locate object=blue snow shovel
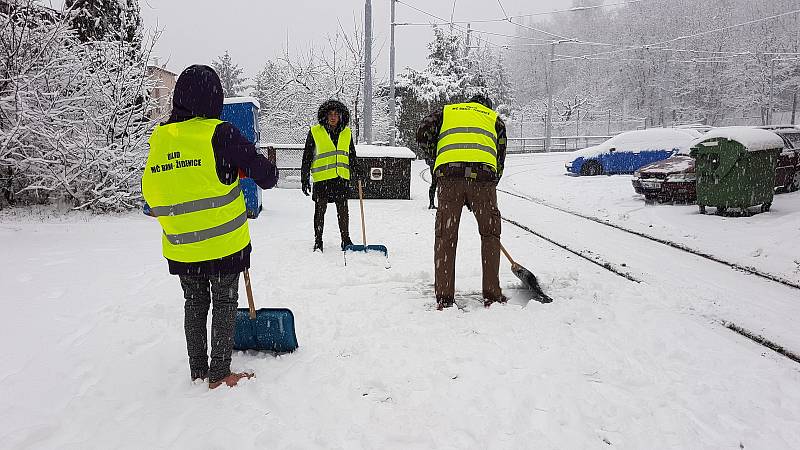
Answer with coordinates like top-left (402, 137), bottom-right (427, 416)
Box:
top-left (343, 179), bottom-right (388, 257)
top-left (233, 269), bottom-right (298, 353)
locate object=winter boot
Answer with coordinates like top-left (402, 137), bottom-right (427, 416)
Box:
top-left (313, 238), bottom-right (323, 253)
top-left (436, 297), bottom-right (454, 310)
top-left (208, 371), bottom-right (255, 389)
top-left (483, 294), bottom-right (508, 308)
top-left (341, 237), bottom-right (354, 251)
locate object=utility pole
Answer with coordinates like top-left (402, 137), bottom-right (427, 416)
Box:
top-left (465, 23), bottom-right (471, 57)
top-left (768, 58), bottom-right (775, 125)
top-left (388, 0), bottom-right (396, 146)
top-left (363, 0), bottom-right (373, 144)
top-left (792, 91), bottom-right (797, 125)
top-left (545, 42), bottom-right (555, 152)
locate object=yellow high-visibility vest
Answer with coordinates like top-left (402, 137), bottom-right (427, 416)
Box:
top-left (434, 102), bottom-right (498, 171)
top-left (142, 117), bottom-right (250, 263)
top-left (310, 125), bottom-right (351, 182)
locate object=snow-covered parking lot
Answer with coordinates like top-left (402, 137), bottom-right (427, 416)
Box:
top-left (2, 155), bottom-right (800, 449)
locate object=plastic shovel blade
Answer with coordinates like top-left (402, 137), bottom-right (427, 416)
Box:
top-left (512, 264), bottom-right (553, 304)
top-left (344, 244), bottom-right (388, 257)
top-left (233, 307), bottom-right (299, 353)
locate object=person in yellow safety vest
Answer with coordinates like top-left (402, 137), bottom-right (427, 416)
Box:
top-left (300, 99), bottom-right (362, 252)
top-left (141, 65), bottom-right (278, 389)
top-left (416, 94), bottom-right (508, 310)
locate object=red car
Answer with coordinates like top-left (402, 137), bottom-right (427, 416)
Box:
top-left (631, 153), bottom-right (696, 203)
top-left (762, 126), bottom-right (800, 192)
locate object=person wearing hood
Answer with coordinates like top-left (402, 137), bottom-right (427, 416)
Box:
top-left (141, 65), bottom-right (278, 389)
top-left (300, 99), bottom-right (359, 252)
top-left (416, 94), bottom-right (508, 310)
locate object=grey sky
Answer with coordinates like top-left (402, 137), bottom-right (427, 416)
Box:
top-left (135, 0), bottom-right (570, 79)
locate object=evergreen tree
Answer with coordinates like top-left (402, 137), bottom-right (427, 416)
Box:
top-left (395, 26), bottom-right (513, 152)
top-left (65, 0), bottom-right (141, 45)
top-left (212, 51), bottom-right (247, 97)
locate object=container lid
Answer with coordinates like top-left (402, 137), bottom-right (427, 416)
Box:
top-left (692, 127), bottom-right (784, 151)
top-left (223, 96), bottom-right (261, 110)
top-left (356, 144), bottom-right (416, 159)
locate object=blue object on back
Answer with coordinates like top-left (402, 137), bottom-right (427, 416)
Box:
top-left (234, 308), bottom-right (298, 353)
top-left (221, 101), bottom-right (260, 144)
top-left (221, 98), bottom-right (262, 218)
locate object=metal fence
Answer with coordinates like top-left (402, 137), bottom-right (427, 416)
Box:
top-left (506, 135), bottom-right (612, 154)
top-left (261, 143), bottom-right (304, 188)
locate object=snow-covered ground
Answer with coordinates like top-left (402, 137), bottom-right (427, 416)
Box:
top-left (503, 152), bottom-right (800, 286)
top-left (2, 157), bottom-right (800, 449)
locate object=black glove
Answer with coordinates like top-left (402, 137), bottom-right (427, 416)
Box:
top-left (302, 179), bottom-right (311, 196)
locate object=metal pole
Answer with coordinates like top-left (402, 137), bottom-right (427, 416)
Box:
top-left (768, 58), bottom-right (775, 125)
top-left (388, 0), bottom-right (396, 146)
top-left (607, 109), bottom-right (611, 135)
top-left (465, 23), bottom-right (471, 57)
top-left (363, 0), bottom-right (373, 144)
top-left (545, 42), bottom-right (555, 152)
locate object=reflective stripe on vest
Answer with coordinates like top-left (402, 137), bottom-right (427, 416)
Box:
top-left (434, 103), bottom-right (498, 172)
top-left (310, 125), bottom-right (351, 182)
top-left (142, 117), bottom-right (250, 263)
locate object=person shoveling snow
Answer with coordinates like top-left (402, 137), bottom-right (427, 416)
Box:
top-left (141, 64), bottom-right (279, 389)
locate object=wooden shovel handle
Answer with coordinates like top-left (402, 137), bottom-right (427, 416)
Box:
top-left (499, 242), bottom-right (516, 266)
top-left (244, 268), bottom-right (256, 320)
top-left (358, 179), bottom-right (367, 246)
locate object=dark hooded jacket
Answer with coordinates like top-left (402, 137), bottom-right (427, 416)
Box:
top-left (155, 64), bottom-right (279, 275)
top-left (300, 100), bottom-right (359, 203)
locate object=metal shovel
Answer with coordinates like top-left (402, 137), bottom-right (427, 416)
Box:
top-left (499, 243), bottom-right (553, 304)
top-left (233, 269), bottom-right (299, 353)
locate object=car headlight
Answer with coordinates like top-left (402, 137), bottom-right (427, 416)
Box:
top-left (666, 173), bottom-right (696, 182)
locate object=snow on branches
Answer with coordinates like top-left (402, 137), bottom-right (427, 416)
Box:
top-left (1, 0), bottom-right (158, 211)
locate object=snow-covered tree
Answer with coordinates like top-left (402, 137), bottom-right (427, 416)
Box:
top-left (395, 26), bottom-right (513, 153)
top-left (212, 51), bottom-right (247, 97)
top-left (1, 0), bottom-right (158, 210)
top-left (64, 0), bottom-right (141, 45)
top-left (251, 18), bottom-right (390, 145)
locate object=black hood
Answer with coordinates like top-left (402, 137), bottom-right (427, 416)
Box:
top-left (317, 99), bottom-right (350, 130)
top-left (167, 65), bottom-right (224, 123)
top-left (469, 93), bottom-right (494, 109)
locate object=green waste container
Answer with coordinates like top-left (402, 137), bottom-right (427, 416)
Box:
top-left (690, 127), bottom-right (782, 215)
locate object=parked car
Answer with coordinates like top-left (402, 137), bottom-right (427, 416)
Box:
top-left (632, 126), bottom-right (800, 203)
top-left (631, 150), bottom-right (696, 203)
top-left (565, 128), bottom-right (700, 176)
top-left (758, 125), bottom-right (800, 192)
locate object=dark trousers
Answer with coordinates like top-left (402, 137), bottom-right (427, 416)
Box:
top-left (314, 199), bottom-right (351, 242)
top-left (428, 166), bottom-right (438, 207)
top-left (178, 273), bottom-right (240, 383)
top-left (434, 178), bottom-right (502, 301)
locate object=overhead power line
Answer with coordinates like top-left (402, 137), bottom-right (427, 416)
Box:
top-left (395, 0), bottom-right (504, 49)
top-left (407, 0), bottom-right (645, 25)
top-left (572, 8), bottom-right (800, 60)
